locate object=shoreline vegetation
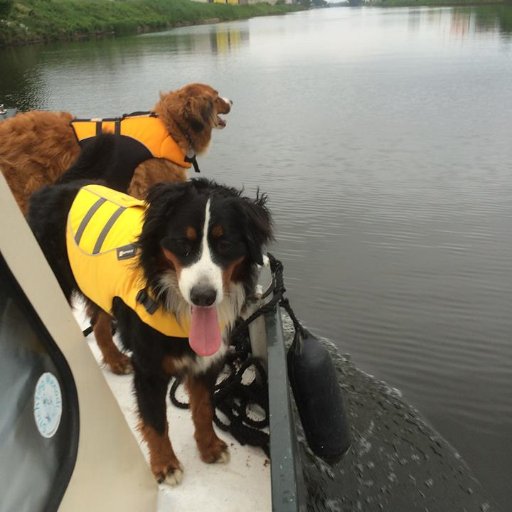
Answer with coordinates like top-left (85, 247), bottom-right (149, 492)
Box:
top-left (0, 0), bottom-right (305, 47)
top-left (0, 0), bottom-right (510, 48)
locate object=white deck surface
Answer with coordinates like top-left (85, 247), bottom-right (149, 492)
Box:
top-left (73, 305), bottom-right (271, 512)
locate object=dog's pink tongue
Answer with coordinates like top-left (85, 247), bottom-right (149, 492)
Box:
top-left (189, 306), bottom-right (222, 357)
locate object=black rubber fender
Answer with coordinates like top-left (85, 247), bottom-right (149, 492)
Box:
top-left (287, 328), bottom-right (351, 464)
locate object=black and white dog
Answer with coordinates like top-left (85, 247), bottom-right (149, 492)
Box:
top-left (28, 178), bottom-right (273, 484)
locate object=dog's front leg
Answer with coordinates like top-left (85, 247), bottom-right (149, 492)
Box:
top-left (92, 311), bottom-right (132, 375)
top-left (134, 368), bottom-right (183, 485)
top-left (186, 372), bottom-right (229, 464)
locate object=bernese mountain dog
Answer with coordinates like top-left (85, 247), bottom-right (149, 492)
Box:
top-left (28, 178), bottom-right (273, 484)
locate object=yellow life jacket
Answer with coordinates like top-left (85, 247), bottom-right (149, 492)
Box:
top-left (66, 184), bottom-right (189, 338)
top-left (70, 113), bottom-right (192, 169)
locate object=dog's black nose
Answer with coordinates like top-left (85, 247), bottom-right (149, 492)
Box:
top-left (190, 285), bottom-right (217, 307)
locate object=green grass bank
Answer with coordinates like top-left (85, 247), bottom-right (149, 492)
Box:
top-left (0, 0), bottom-right (304, 47)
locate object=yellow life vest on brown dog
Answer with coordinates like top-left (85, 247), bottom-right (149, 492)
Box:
top-left (66, 184), bottom-right (189, 338)
top-left (71, 113), bottom-right (193, 169)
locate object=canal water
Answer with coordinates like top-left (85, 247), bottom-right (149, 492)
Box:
top-left (1, 5), bottom-right (511, 508)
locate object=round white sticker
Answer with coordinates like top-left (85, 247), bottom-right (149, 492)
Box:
top-left (34, 372), bottom-right (63, 438)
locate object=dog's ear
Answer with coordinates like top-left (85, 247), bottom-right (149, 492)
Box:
top-left (184, 95), bottom-right (214, 133)
top-left (236, 192), bottom-right (274, 265)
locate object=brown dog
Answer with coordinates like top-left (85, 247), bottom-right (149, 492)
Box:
top-left (0, 83), bottom-right (232, 214)
top-left (1, 83), bottom-right (232, 374)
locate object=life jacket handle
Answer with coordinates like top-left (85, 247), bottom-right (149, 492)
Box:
top-left (121, 111), bottom-right (157, 119)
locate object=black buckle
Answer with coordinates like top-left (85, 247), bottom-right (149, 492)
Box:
top-left (136, 289), bottom-right (158, 314)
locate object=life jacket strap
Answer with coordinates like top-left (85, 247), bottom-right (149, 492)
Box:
top-left (136, 288), bottom-right (159, 315)
top-left (185, 154), bottom-right (201, 173)
top-left (93, 119), bottom-right (121, 136)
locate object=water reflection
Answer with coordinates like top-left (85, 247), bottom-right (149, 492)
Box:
top-left (402, 6), bottom-right (512, 41)
top-left (139, 22), bottom-right (249, 54)
top-left (447, 6), bottom-right (512, 38)
top-left (471, 5), bottom-right (512, 35)
top-left (0, 46), bottom-right (46, 111)
top-left (210, 26), bottom-right (246, 53)
top-left (450, 9), bottom-right (472, 38)
top-left (0, 22), bottom-right (249, 112)
top-left (441, 5), bottom-right (512, 38)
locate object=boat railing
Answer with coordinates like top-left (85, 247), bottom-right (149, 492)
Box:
top-left (265, 305), bottom-right (307, 511)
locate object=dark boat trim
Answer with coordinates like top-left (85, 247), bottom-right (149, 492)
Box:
top-left (266, 306), bottom-right (306, 512)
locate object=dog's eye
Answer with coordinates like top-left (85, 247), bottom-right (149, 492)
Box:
top-left (172, 238), bottom-right (193, 257)
top-left (216, 239), bottom-right (233, 255)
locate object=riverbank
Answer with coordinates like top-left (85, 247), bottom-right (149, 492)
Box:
top-left (0, 0), bottom-right (304, 47)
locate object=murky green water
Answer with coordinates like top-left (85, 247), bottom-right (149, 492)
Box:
top-left (1, 5), bottom-right (511, 508)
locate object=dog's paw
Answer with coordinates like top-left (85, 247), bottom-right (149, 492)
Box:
top-left (214, 447), bottom-right (230, 464)
top-left (199, 437), bottom-right (230, 464)
top-left (154, 462), bottom-right (184, 486)
top-left (105, 353), bottom-right (133, 375)
top-left (161, 467), bottom-right (184, 487)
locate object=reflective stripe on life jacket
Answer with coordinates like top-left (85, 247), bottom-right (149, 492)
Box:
top-left (66, 184), bottom-right (189, 338)
top-left (70, 113), bottom-right (192, 169)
